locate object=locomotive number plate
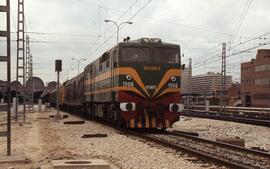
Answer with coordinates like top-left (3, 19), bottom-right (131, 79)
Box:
top-left (168, 83), bottom-right (178, 88)
top-left (144, 66), bottom-right (160, 71)
top-left (123, 81), bottom-right (134, 87)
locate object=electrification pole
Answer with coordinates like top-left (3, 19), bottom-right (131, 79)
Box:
top-left (72, 57), bottom-right (86, 75)
top-left (26, 35), bottom-right (33, 81)
top-left (220, 43), bottom-right (226, 113)
top-left (25, 35), bottom-right (34, 112)
top-left (16, 0), bottom-right (26, 120)
top-left (0, 0), bottom-right (12, 155)
top-left (16, 0), bottom-right (25, 85)
top-left (187, 58), bottom-right (192, 108)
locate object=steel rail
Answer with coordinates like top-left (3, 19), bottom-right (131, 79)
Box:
top-left (126, 129), bottom-right (270, 169)
top-left (185, 106), bottom-right (270, 118)
top-left (168, 131), bottom-right (270, 158)
top-left (61, 110), bottom-right (270, 168)
top-left (181, 111), bottom-right (270, 127)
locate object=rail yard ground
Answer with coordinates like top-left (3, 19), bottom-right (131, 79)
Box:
top-left (0, 107), bottom-right (269, 169)
top-left (0, 107), bottom-right (219, 169)
top-left (172, 117), bottom-right (270, 151)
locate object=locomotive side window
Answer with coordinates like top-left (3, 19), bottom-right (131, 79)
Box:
top-left (153, 48), bottom-right (179, 64)
top-left (99, 64), bottom-right (103, 72)
top-left (99, 52), bottom-right (110, 71)
top-left (122, 47), bottom-right (150, 62)
top-left (113, 49), bottom-right (118, 67)
top-left (106, 60), bottom-right (110, 68)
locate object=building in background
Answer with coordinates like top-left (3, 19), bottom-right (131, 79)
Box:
top-left (181, 67), bottom-right (192, 96)
top-left (191, 72), bottom-right (232, 105)
top-left (227, 83), bottom-right (241, 106)
top-left (241, 49), bottom-right (270, 107)
top-left (181, 70), bottom-right (232, 105)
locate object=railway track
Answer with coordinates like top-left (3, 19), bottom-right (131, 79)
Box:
top-left (185, 106), bottom-right (270, 120)
top-left (63, 110), bottom-right (270, 169)
top-left (127, 129), bottom-right (270, 169)
top-left (181, 110), bottom-right (270, 127)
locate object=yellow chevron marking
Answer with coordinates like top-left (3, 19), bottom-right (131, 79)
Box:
top-left (84, 68), bottom-right (120, 85)
top-left (84, 67), bottom-right (181, 99)
top-left (84, 86), bottom-right (146, 99)
top-left (155, 88), bottom-right (180, 99)
top-left (153, 69), bottom-right (181, 98)
top-left (130, 119), bottom-right (135, 128)
top-left (84, 67), bottom-right (149, 99)
top-left (138, 120), bottom-right (142, 128)
top-left (118, 67), bottom-right (151, 98)
top-left (115, 86), bottom-right (146, 99)
top-left (151, 117), bottom-right (156, 128)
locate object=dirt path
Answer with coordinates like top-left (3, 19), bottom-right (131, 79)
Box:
top-left (0, 111), bottom-right (71, 168)
top-left (24, 113), bottom-right (43, 162)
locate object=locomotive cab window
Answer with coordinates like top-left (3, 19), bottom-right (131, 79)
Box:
top-left (122, 47), bottom-right (150, 62)
top-left (153, 48), bottom-right (180, 64)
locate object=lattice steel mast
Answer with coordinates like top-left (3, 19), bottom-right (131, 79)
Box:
top-left (16, 0), bottom-right (27, 119)
top-left (25, 35), bottom-right (33, 81)
top-left (220, 43), bottom-right (226, 113)
top-left (0, 0), bottom-right (12, 155)
top-left (25, 35), bottom-right (34, 112)
top-left (16, 0), bottom-right (25, 85)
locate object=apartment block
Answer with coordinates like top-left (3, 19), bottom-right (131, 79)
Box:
top-left (191, 72), bottom-right (232, 96)
top-left (181, 71), bottom-right (232, 105)
top-left (241, 49), bottom-right (270, 107)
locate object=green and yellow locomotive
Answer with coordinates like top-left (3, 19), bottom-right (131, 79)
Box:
top-left (58, 38), bottom-right (184, 129)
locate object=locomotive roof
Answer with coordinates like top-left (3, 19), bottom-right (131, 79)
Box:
top-left (66, 72), bottom-right (84, 84)
top-left (84, 37), bottom-right (180, 73)
top-left (119, 38), bottom-right (180, 48)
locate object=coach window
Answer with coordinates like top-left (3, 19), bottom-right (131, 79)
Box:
top-left (153, 48), bottom-right (179, 64)
top-left (122, 47), bottom-right (150, 62)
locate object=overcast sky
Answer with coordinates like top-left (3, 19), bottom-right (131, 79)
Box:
top-left (1, 0), bottom-right (270, 84)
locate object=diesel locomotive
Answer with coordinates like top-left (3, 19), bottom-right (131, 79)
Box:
top-left (52, 38), bottom-right (184, 129)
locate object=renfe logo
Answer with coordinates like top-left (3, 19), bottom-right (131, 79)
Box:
top-left (146, 85), bottom-right (157, 90)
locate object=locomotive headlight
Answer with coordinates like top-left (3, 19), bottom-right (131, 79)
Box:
top-left (171, 76), bottom-right (176, 82)
top-left (120, 102), bottom-right (136, 111)
top-left (169, 103), bottom-right (184, 112)
top-left (171, 104), bottom-right (178, 112)
top-left (126, 103), bottom-right (133, 111)
top-left (126, 75), bottom-right (132, 81)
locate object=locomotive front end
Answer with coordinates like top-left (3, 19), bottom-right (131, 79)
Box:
top-left (117, 38), bottom-right (183, 129)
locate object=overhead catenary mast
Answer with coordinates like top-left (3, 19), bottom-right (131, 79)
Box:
top-left (220, 43), bottom-right (226, 113)
top-left (16, 0), bottom-right (25, 85)
top-left (26, 35), bottom-right (33, 81)
top-left (25, 35), bottom-right (34, 112)
top-left (0, 0), bottom-right (12, 156)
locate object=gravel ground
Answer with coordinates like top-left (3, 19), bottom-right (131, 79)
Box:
top-left (172, 116), bottom-right (270, 151)
top-left (56, 113), bottom-right (220, 169)
top-left (0, 108), bottom-right (223, 169)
